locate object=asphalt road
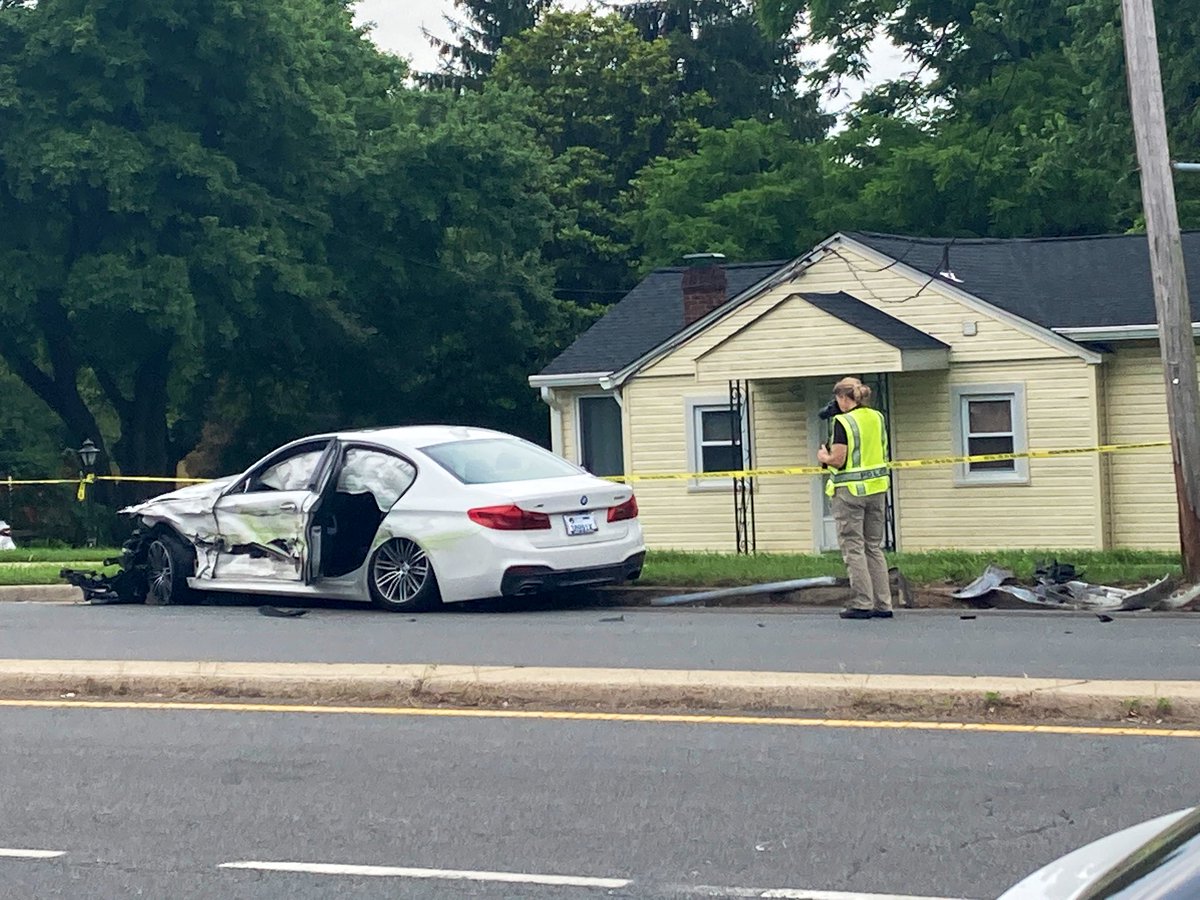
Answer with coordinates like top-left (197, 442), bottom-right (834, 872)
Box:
top-left (1, 601), bottom-right (1198, 678)
top-left (1, 702), bottom-right (1193, 899)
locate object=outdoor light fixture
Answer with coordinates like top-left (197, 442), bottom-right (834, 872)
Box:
top-left (76, 438), bottom-right (99, 471)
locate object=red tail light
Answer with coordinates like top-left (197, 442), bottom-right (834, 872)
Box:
top-left (468, 504), bottom-right (551, 530)
top-left (607, 495), bottom-right (638, 522)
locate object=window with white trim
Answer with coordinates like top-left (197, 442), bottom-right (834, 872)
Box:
top-left (951, 384), bottom-right (1028, 484)
top-left (686, 398), bottom-right (749, 489)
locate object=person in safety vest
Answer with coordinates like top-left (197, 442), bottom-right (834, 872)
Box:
top-left (816, 377), bottom-right (893, 620)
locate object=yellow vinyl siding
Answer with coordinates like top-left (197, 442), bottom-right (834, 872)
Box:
top-left (624, 376), bottom-right (815, 552)
top-left (624, 376), bottom-right (738, 550)
top-left (697, 295), bottom-right (901, 380)
top-left (1104, 342), bottom-right (1193, 549)
top-left (891, 360), bottom-right (1103, 550)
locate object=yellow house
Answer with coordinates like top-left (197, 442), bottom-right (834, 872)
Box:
top-left (528, 232), bottom-right (1200, 552)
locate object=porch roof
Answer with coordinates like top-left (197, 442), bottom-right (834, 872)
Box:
top-left (695, 291), bottom-right (949, 380)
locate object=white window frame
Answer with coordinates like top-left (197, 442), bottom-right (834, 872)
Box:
top-left (951, 383), bottom-right (1029, 485)
top-left (574, 393), bottom-right (625, 477)
top-left (685, 396), bottom-right (750, 492)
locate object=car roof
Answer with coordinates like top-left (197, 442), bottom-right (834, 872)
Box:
top-left (323, 425), bottom-right (517, 453)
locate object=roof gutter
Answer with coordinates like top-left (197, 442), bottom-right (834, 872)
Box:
top-left (1054, 324), bottom-right (1200, 341)
top-left (527, 371), bottom-right (611, 388)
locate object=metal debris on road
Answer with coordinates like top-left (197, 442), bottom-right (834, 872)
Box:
top-left (257, 606), bottom-right (308, 618)
top-left (650, 576), bottom-right (842, 607)
top-left (953, 561), bottom-right (1198, 612)
top-left (952, 565), bottom-right (1014, 601)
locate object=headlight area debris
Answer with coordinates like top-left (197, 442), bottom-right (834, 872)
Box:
top-left (952, 559), bottom-right (1200, 611)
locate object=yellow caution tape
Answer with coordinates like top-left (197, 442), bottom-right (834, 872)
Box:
top-left (608, 440), bottom-right (1173, 484)
top-left (0, 440), bottom-right (1175, 494)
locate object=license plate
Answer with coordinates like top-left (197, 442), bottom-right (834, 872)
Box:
top-left (563, 513), bottom-right (597, 536)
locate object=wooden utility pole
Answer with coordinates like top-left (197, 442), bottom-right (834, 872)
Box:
top-left (1121, 0), bottom-right (1200, 581)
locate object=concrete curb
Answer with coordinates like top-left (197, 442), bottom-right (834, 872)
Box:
top-left (1, 660), bottom-right (1198, 722)
top-left (0, 585), bottom-right (82, 603)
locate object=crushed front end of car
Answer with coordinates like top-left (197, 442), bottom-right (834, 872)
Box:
top-left (60, 527), bottom-right (155, 604)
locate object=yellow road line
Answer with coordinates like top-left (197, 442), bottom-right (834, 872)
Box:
top-left (0, 697), bottom-right (1196, 738)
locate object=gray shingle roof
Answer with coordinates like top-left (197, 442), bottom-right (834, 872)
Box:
top-left (538, 261), bottom-right (785, 376)
top-left (848, 231), bottom-right (1200, 329)
top-left (539, 231), bottom-right (1200, 378)
top-left (800, 292), bottom-right (950, 350)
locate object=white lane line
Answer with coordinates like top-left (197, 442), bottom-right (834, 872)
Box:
top-left (665, 886), bottom-right (969, 900)
top-left (0, 848), bottom-right (65, 859)
top-left (217, 861), bottom-right (967, 899)
top-left (218, 861), bottom-right (630, 889)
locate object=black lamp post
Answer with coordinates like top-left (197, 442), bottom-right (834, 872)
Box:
top-left (75, 439), bottom-right (100, 547)
top-left (77, 439), bottom-right (99, 472)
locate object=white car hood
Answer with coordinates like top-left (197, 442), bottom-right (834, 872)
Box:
top-left (121, 476), bottom-right (237, 516)
top-left (997, 808), bottom-right (1194, 899)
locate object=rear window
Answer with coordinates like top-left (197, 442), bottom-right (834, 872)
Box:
top-left (421, 439), bottom-right (581, 484)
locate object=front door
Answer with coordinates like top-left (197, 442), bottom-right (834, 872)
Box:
top-left (211, 440), bottom-right (336, 582)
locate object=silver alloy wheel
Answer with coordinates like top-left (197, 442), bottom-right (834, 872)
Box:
top-left (147, 540), bottom-right (173, 604)
top-left (371, 538), bottom-right (430, 605)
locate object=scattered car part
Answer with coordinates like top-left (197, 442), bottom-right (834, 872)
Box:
top-left (955, 560), bottom-right (1188, 612)
top-left (651, 576), bottom-right (842, 607)
top-left (952, 564), bottom-right (1015, 600)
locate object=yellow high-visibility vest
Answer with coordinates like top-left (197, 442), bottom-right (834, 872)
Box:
top-left (826, 406), bottom-right (890, 497)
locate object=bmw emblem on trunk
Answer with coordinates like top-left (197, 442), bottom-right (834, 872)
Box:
top-left (580, 496), bottom-right (588, 506)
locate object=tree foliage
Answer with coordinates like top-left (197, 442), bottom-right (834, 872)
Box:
top-left (0, 0), bottom-right (583, 489)
top-left (619, 0), bottom-right (830, 137)
top-left (492, 10), bottom-right (699, 300)
top-left (422, 0), bottom-right (553, 91)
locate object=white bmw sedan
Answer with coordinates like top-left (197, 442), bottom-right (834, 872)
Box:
top-left (103, 426), bottom-right (645, 611)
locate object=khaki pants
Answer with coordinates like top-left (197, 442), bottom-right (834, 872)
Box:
top-left (831, 490), bottom-right (891, 612)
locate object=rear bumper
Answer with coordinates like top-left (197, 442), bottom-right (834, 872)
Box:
top-left (501, 552), bottom-right (646, 597)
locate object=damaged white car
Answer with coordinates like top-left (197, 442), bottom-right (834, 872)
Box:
top-left (63, 426), bottom-right (645, 611)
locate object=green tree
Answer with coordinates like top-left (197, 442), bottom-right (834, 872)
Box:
top-left (492, 10), bottom-right (697, 300)
top-left (0, 0), bottom-right (396, 487)
top-left (318, 86), bottom-right (592, 450)
top-left (620, 0), bottom-right (830, 137)
top-left (754, 0), bottom-right (1200, 237)
top-left (626, 119), bottom-right (841, 269)
top-left (422, 0), bottom-right (553, 91)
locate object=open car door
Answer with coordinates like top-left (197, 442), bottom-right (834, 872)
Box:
top-left (211, 439), bottom-right (340, 583)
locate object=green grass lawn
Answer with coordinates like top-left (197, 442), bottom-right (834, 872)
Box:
top-left (0, 546), bottom-right (1181, 589)
top-left (0, 548), bottom-right (121, 587)
top-left (0, 547), bottom-right (120, 564)
top-left (639, 549), bottom-right (1182, 588)
top-left (0, 563), bottom-right (120, 586)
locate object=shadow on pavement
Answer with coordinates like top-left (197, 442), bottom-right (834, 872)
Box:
top-left (188, 588), bottom-right (625, 615)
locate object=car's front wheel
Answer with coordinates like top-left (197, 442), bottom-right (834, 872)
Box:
top-left (368, 538), bottom-right (440, 612)
top-left (145, 532), bottom-right (199, 605)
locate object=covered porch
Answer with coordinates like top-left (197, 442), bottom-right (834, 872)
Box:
top-left (709, 292), bottom-right (950, 554)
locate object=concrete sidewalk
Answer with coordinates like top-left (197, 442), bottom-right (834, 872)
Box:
top-left (1, 659), bottom-right (1198, 723)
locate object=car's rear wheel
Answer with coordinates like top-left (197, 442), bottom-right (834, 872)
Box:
top-left (368, 538), bottom-right (440, 612)
top-left (145, 532), bottom-right (199, 605)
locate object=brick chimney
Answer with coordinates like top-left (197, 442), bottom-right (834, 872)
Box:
top-left (681, 252), bottom-right (727, 326)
